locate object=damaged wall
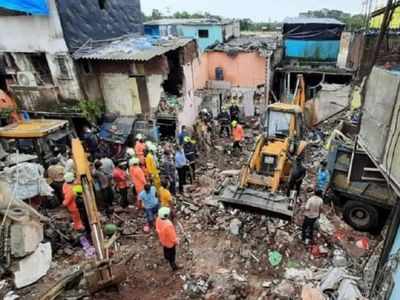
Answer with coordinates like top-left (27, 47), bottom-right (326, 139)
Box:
top-left (99, 73), bottom-right (141, 115)
top-left (146, 74), bottom-right (165, 111)
top-left (359, 67), bottom-right (400, 192)
top-left (206, 52), bottom-right (267, 88)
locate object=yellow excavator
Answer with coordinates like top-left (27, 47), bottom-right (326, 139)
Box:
top-left (219, 75), bottom-right (307, 218)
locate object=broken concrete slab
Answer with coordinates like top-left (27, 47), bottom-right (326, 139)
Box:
top-left (272, 280), bottom-right (295, 298)
top-left (301, 284), bottom-right (325, 300)
top-left (284, 268), bottom-right (314, 281)
top-left (275, 229), bottom-right (294, 244)
top-left (13, 242), bottom-right (52, 288)
top-left (11, 220), bottom-right (43, 258)
top-left (229, 218), bottom-right (242, 235)
top-left (220, 170), bottom-right (241, 177)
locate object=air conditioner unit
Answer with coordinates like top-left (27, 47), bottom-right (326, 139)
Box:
top-left (17, 71), bottom-right (37, 87)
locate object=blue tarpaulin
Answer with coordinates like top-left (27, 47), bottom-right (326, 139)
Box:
top-left (0, 0), bottom-right (48, 15)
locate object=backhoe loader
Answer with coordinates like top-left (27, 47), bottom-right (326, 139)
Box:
top-left (219, 75), bottom-right (307, 219)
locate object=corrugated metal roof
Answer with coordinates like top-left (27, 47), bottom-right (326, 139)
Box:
top-left (283, 17), bottom-right (344, 25)
top-left (144, 18), bottom-right (234, 26)
top-left (73, 35), bottom-right (193, 61)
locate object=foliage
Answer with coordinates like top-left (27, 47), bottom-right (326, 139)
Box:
top-left (0, 107), bottom-right (14, 120)
top-left (299, 9), bottom-right (366, 31)
top-left (76, 100), bottom-right (104, 123)
top-left (145, 10), bottom-right (221, 21)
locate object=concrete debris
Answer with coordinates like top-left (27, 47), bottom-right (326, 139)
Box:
top-left (4, 291), bottom-right (19, 300)
top-left (284, 268), bottom-right (314, 282)
top-left (10, 219), bottom-right (43, 258)
top-left (337, 279), bottom-right (363, 300)
top-left (319, 267), bottom-right (360, 292)
top-left (220, 169), bottom-right (241, 176)
top-left (231, 270), bottom-right (247, 282)
top-left (229, 218), bottom-right (242, 235)
top-left (363, 255), bottom-right (380, 291)
top-left (275, 229), bottom-right (294, 244)
top-left (332, 249), bottom-right (349, 268)
top-left (183, 274), bottom-right (211, 297)
top-left (272, 280), bottom-right (296, 298)
top-left (318, 214), bottom-right (335, 236)
top-left (13, 242), bottom-right (52, 288)
top-left (0, 163), bottom-right (53, 200)
top-left (262, 281), bottom-right (272, 288)
top-left (301, 284), bottom-right (325, 300)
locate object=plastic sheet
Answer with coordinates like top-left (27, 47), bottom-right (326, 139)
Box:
top-left (0, 0), bottom-right (48, 15)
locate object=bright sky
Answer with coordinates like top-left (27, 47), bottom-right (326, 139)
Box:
top-left (141, 0), bottom-right (363, 22)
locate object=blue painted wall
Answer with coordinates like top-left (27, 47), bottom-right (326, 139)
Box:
top-left (144, 25), bottom-right (160, 36)
top-left (284, 39), bottom-right (341, 61)
top-left (178, 25), bottom-right (223, 51)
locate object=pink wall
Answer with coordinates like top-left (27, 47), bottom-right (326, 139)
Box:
top-left (192, 53), bottom-right (209, 90)
top-left (206, 52), bottom-right (266, 88)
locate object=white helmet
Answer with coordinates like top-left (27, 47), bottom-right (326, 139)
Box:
top-left (136, 133), bottom-right (143, 140)
top-left (126, 148), bottom-right (135, 157)
top-left (129, 157), bottom-right (140, 166)
top-left (64, 172), bottom-right (75, 183)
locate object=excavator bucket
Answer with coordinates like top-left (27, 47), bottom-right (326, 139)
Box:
top-left (218, 184), bottom-right (296, 219)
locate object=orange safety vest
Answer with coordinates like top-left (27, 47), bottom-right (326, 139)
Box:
top-left (232, 125), bottom-right (244, 142)
top-left (155, 217), bottom-right (177, 248)
top-left (130, 165), bottom-right (146, 193)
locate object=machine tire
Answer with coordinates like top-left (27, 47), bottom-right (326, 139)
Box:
top-left (343, 200), bottom-right (379, 232)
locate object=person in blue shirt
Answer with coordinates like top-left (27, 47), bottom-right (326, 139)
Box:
top-left (178, 125), bottom-right (188, 145)
top-left (316, 160), bottom-right (330, 197)
top-left (139, 184), bottom-right (160, 230)
top-left (175, 146), bottom-right (188, 194)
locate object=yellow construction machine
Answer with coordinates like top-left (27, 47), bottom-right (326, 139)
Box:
top-left (219, 75), bottom-right (307, 218)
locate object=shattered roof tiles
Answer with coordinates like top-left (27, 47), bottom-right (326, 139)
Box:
top-left (73, 35), bottom-right (193, 61)
top-left (207, 36), bottom-right (278, 53)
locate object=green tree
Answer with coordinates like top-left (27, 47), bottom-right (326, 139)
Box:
top-left (151, 9), bottom-right (163, 20)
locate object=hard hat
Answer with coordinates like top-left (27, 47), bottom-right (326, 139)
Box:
top-left (145, 141), bottom-right (153, 149)
top-left (126, 148), bottom-right (135, 157)
top-left (148, 144), bottom-right (157, 152)
top-left (201, 108), bottom-right (208, 113)
top-left (136, 133), bottom-right (143, 140)
top-left (158, 207), bottom-right (171, 219)
top-left (129, 157), bottom-right (140, 166)
top-left (231, 120), bottom-right (238, 127)
top-left (184, 136), bottom-right (191, 143)
top-left (72, 185), bottom-right (83, 194)
top-left (64, 172), bottom-right (75, 183)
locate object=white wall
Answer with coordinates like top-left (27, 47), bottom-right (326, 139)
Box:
top-left (100, 73), bottom-right (141, 115)
top-left (0, 0), bottom-right (68, 53)
top-left (146, 74), bottom-right (165, 111)
top-left (177, 63), bottom-right (202, 127)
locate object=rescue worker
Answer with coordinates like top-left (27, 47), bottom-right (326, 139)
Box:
top-left (155, 207), bottom-right (180, 271)
top-left (217, 109), bottom-right (231, 138)
top-left (175, 146), bottom-right (188, 194)
top-left (315, 160), bottom-right (330, 198)
top-left (145, 142), bottom-right (161, 191)
top-left (302, 190), bottom-right (324, 245)
top-left (82, 126), bottom-right (98, 161)
top-left (100, 154), bottom-right (115, 181)
top-left (231, 120), bottom-right (245, 154)
top-left (159, 179), bottom-right (173, 208)
top-left (139, 183), bottom-right (160, 232)
top-left (72, 185), bottom-right (91, 238)
top-left (129, 157), bottom-right (147, 208)
top-left (229, 102), bottom-right (240, 122)
top-left (183, 136), bottom-right (197, 184)
top-left (113, 161), bottom-right (129, 208)
top-left (162, 150), bottom-right (176, 195)
top-left (63, 172), bottom-right (84, 231)
top-left (135, 134), bottom-right (147, 165)
top-left (178, 125), bottom-right (188, 146)
top-left (286, 157), bottom-right (307, 197)
top-left (47, 158), bottom-right (65, 205)
top-left (93, 160), bottom-right (113, 215)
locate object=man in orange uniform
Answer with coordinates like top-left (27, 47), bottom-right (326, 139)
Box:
top-left (231, 120), bottom-right (244, 154)
top-left (155, 207), bottom-right (180, 271)
top-left (113, 161), bottom-right (129, 208)
top-left (62, 172), bottom-right (84, 231)
top-left (129, 157), bottom-right (147, 208)
top-left (135, 134), bottom-right (146, 165)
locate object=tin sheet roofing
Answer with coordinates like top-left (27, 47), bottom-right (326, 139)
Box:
top-left (283, 17), bottom-right (344, 25)
top-left (73, 35), bottom-right (193, 61)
